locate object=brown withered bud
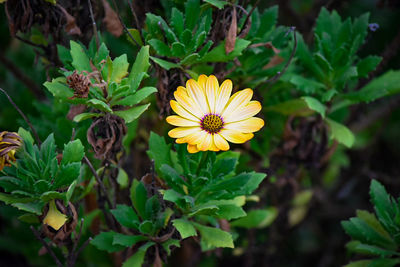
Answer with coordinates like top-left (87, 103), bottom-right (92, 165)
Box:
top-left (41, 200), bottom-right (78, 247)
top-left (87, 114), bottom-right (127, 160)
top-left (66, 70), bottom-right (91, 98)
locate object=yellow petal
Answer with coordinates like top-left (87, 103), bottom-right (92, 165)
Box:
top-left (210, 135), bottom-right (220, 151)
top-left (214, 133), bottom-right (230, 151)
top-left (197, 132), bottom-right (212, 151)
top-left (220, 129), bottom-right (254, 144)
top-left (224, 101), bottom-right (262, 123)
top-left (187, 144), bottom-right (199, 153)
top-left (197, 74), bottom-right (208, 90)
top-left (178, 130), bottom-right (206, 145)
top-left (215, 79), bottom-right (232, 114)
top-left (206, 75), bottom-right (219, 113)
top-left (168, 127), bottom-right (200, 138)
top-left (186, 79), bottom-right (210, 115)
top-left (170, 100), bottom-right (199, 121)
top-left (43, 200), bottom-right (67, 231)
top-left (166, 115), bottom-right (200, 127)
top-left (224, 117), bottom-right (264, 133)
top-left (221, 88), bottom-right (253, 119)
top-left (174, 89), bottom-right (204, 118)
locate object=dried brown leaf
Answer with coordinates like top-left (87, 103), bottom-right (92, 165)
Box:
top-left (225, 7), bottom-right (237, 54)
top-left (58, 5), bottom-right (81, 36)
top-left (102, 0), bottom-right (123, 37)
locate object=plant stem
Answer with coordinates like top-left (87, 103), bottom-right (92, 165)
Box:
top-left (30, 226), bottom-right (63, 267)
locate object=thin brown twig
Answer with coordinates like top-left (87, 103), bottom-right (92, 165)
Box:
top-left (88, 0), bottom-right (100, 49)
top-left (0, 88), bottom-right (42, 145)
top-left (127, 0), bottom-right (140, 29)
top-left (110, 0), bottom-right (141, 46)
top-left (30, 226), bottom-right (63, 267)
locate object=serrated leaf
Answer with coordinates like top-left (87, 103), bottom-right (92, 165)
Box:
top-left (113, 87), bottom-right (157, 106)
top-left (150, 56), bottom-right (181, 70)
top-left (40, 191), bottom-right (65, 202)
top-left (172, 219), bottom-right (197, 239)
top-left (112, 233), bottom-right (147, 247)
top-left (198, 39), bottom-right (250, 63)
top-left (325, 118), bottom-right (355, 148)
top-left (203, 0), bottom-right (228, 9)
top-left (122, 242), bottom-right (154, 267)
top-left (147, 132), bottom-right (173, 174)
top-left (162, 239), bottom-right (181, 255)
top-left (148, 39), bottom-right (172, 57)
top-left (86, 99), bottom-right (113, 113)
top-left (130, 180), bottom-right (147, 219)
top-left (44, 80), bottom-right (74, 99)
top-left (70, 41), bottom-right (91, 71)
top-left (192, 222), bottom-right (234, 248)
top-left (129, 46), bottom-right (151, 92)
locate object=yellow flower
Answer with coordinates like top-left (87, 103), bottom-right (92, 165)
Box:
top-left (0, 131), bottom-right (22, 171)
top-left (43, 200), bottom-right (68, 231)
top-left (166, 75), bottom-right (264, 153)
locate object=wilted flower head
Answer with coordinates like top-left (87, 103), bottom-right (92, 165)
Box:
top-left (166, 75), bottom-right (264, 153)
top-left (0, 131), bottom-right (22, 171)
top-left (66, 70), bottom-right (91, 98)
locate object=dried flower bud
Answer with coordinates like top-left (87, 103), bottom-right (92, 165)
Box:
top-left (87, 114), bottom-right (127, 160)
top-left (66, 70), bottom-right (91, 98)
top-left (0, 131), bottom-right (22, 171)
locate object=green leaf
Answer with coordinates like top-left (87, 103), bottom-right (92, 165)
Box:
top-left (111, 204), bottom-right (140, 229)
top-left (70, 41), bottom-right (91, 71)
top-left (370, 180), bottom-right (397, 233)
top-left (266, 96), bottom-right (326, 117)
top-left (172, 219), bottom-right (197, 239)
top-left (139, 220), bottom-right (154, 235)
top-left (357, 56), bottom-right (382, 78)
top-left (91, 231), bottom-right (126, 252)
top-left (126, 29), bottom-right (144, 46)
top-left (345, 70), bottom-right (400, 103)
top-left (116, 168), bottom-right (129, 189)
top-left (18, 127), bottom-right (34, 146)
top-left (171, 8), bottom-right (184, 36)
top-left (86, 99), bottom-right (113, 113)
top-left (130, 180), bottom-right (147, 219)
top-left (109, 54), bottom-right (129, 83)
top-left (0, 192), bottom-right (33, 205)
top-left (192, 222), bottom-right (234, 248)
top-left (203, 0), bottom-right (228, 9)
top-left (122, 242), bottom-right (154, 267)
top-left (62, 139), bottom-right (84, 165)
top-left (150, 56), bottom-right (181, 70)
top-left (40, 191), bottom-right (65, 202)
top-left (231, 208), bottom-right (278, 229)
top-left (12, 202), bottom-right (44, 215)
top-left (18, 213), bottom-right (40, 223)
top-left (66, 180), bottom-right (77, 204)
top-left (73, 112), bottom-right (101, 122)
top-left (113, 87), bottom-right (157, 106)
top-left (148, 39), bottom-right (172, 57)
top-left (172, 42), bottom-right (186, 58)
top-left (44, 80), bottom-right (74, 99)
top-left (114, 104), bottom-right (150, 123)
top-left (198, 39), bottom-right (251, 62)
top-left (54, 162), bottom-right (81, 188)
top-left (325, 118), bottom-right (355, 148)
top-left (129, 46), bottom-right (151, 92)
top-left (215, 204), bottom-right (246, 220)
top-left (147, 132), bottom-right (173, 174)
top-left (185, 0), bottom-right (200, 31)
top-left (112, 233), bottom-right (147, 247)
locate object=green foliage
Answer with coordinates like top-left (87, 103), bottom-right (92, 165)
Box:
top-left (45, 41), bottom-right (156, 124)
top-left (147, 132), bottom-right (272, 250)
top-left (0, 128), bottom-right (84, 215)
top-left (342, 180), bottom-right (400, 264)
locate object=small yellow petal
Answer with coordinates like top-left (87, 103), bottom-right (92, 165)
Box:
top-left (43, 200), bottom-right (67, 231)
top-left (166, 115), bottom-right (200, 127)
top-left (170, 100), bottom-right (199, 121)
top-left (214, 133), bottom-right (230, 151)
top-left (186, 79), bottom-right (210, 115)
top-left (220, 129), bottom-right (254, 144)
top-left (206, 75), bottom-right (219, 113)
top-left (197, 132), bottom-right (212, 151)
top-left (221, 88), bottom-right (253, 118)
top-left (210, 135), bottom-right (220, 151)
top-left (224, 117), bottom-right (264, 133)
top-left (197, 74), bottom-right (208, 90)
top-left (187, 144), bottom-right (199, 153)
top-left (168, 127), bottom-right (200, 138)
top-left (174, 90), bottom-right (204, 118)
top-left (215, 79), bottom-right (232, 114)
top-left (224, 101), bottom-right (262, 123)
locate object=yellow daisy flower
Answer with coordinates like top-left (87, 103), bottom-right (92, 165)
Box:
top-left (0, 131), bottom-right (22, 171)
top-left (166, 75), bottom-right (264, 153)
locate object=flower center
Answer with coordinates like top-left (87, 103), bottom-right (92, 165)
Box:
top-left (201, 114), bottom-right (224, 134)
